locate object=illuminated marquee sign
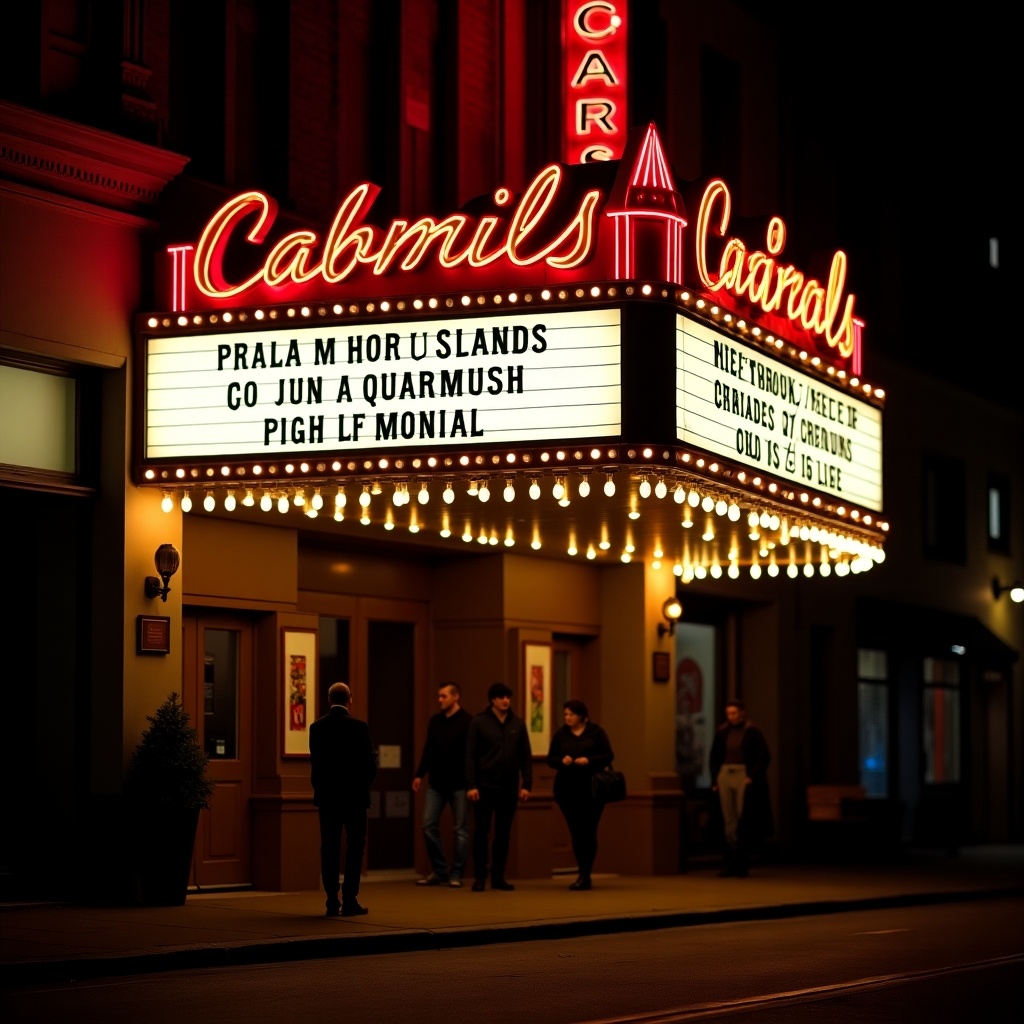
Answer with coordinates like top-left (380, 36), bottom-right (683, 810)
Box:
top-left (676, 315), bottom-right (882, 511)
top-left (144, 308), bottom-right (621, 460)
top-left (562, 0), bottom-right (628, 163)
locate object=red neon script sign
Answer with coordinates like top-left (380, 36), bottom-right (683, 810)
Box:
top-left (694, 179), bottom-right (858, 359)
top-left (190, 165), bottom-right (601, 303)
top-left (563, 0), bottom-right (628, 163)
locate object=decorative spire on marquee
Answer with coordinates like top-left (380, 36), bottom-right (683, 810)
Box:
top-left (604, 123), bottom-right (686, 284)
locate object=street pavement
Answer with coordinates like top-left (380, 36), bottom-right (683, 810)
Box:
top-left (1, 846), bottom-right (1021, 986)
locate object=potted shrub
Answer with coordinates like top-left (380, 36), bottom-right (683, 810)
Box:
top-left (125, 692), bottom-right (214, 906)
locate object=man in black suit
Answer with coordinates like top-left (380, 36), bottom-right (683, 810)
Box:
top-left (309, 682), bottom-right (378, 916)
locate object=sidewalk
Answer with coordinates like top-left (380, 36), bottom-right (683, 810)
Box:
top-left (2, 846), bottom-right (1021, 986)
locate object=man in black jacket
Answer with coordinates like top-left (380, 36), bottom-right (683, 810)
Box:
top-left (412, 682), bottom-right (472, 887)
top-left (709, 698), bottom-right (772, 877)
top-left (465, 682), bottom-right (532, 891)
top-left (309, 682), bottom-right (378, 916)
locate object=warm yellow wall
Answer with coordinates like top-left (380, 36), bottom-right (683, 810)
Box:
top-left (121, 489), bottom-right (184, 773)
top-left (298, 542), bottom-right (432, 600)
top-left (182, 515), bottom-right (298, 605)
top-left (502, 553), bottom-right (601, 629)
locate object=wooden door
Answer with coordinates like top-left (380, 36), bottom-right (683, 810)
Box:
top-left (183, 612), bottom-right (254, 888)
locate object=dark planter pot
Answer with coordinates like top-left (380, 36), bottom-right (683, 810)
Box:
top-left (134, 806), bottom-right (201, 906)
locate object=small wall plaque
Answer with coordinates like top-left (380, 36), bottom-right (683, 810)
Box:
top-left (652, 650), bottom-right (671, 683)
top-left (137, 615), bottom-right (171, 655)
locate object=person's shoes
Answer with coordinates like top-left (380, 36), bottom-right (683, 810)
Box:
top-left (416, 873), bottom-right (446, 886)
top-left (341, 900), bottom-right (369, 916)
top-left (491, 879), bottom-right (515, 891)
top-left (568, 877), bottom-right (592, 890)
top-left (449, 877), bottom-right (463, 888)
top-left (325, 902), bottom-right (341, 916)
top-left (471, 879), bottom-right (487, 892)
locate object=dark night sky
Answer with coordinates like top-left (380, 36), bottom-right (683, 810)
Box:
top-left (772, 5), bottom-right (1016, 408)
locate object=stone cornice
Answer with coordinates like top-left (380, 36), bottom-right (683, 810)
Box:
top-left (0, 100), bottom-right (189, 213)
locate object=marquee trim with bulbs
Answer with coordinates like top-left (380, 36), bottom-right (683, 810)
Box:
top-left (134, 123), bottom-right (887, 581)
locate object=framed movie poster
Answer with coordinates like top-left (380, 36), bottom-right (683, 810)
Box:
top-left (523, 641), bottom-right (552, 755)
top-left (282, 627), bottom-right (317, 757)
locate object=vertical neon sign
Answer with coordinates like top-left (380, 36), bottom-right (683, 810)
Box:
top-left (562, 0), bottom-right (628, 164)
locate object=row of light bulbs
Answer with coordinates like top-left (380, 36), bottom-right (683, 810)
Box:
top-left (158, 470), bottom-right (885, 572)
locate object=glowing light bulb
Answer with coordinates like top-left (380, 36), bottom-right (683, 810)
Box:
top-left (180, 491), bottom-right (192, 513)
top-left (552, 478), bottom-right (565, 500)
top-left (503, 481), bottom-right (515, 502)
top-left (654, 479), bottom-right (667, 499)
top-left (478, 482), bottom-right (490, 502)
top-left (702, 495), bottom-right (714, 512)
top-left (688, 489), bottom-right (700, 508)
top-left (727, 503), bottom-right (740, 521)
top-left (750, 563), bottom-right (762, 579)
top-left (467, 480), bottom-right (479, 496)
top-left (715, 499), bottom-right (727, 516)
top-left (578, 476), bottom-right (590, 498)
top-left (311, 489), bottom-right (323, 510)
top-left (787, 563), bottom-right (799, 578)
top-left (204, 491), bottom-right (215, 512)
top-left (443, 482), bottom-right (455, 503)
top-left (335, 489), bottom-right (346, 508)
top-left (529, 480), bottom-right (541, 500)
top-left (242, 489), bottom-right (255, 507)
top-left (638, 476), bottom-right (651, 499)
top-left (260, 492), bottom-right (272, 512)
top-left (359, 487), bottom-right (371, 508)
top-left (728, 563), bottom-right (739, 579)
top-left (278, 494), bottom-right (289, 513)
top-left (604, 475), bottom-right (616, 497)
top-left (418, 483), bottom-right (430, 504)
top-left (224, 490), bottom-right (236, 511)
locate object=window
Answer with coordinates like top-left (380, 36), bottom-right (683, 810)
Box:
top-left (923, 453), bottom-right (966, 563)
top-left (857, 648), bottom-right (888, 797)
top-left (987, 472), bottom-right (1011, 554)
top-left (923, 657), bottom-right (961, 783)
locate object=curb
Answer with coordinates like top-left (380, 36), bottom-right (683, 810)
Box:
top-left (3, 885), bottom-right (1020, 987)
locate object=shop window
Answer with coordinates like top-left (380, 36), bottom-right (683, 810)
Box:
top-left (987, 472), bottom-right (1011, 554)
top-left (0, 354), bottom-right (96, 493)
top-left (923, 657), bottom-right (961, 784)
top-left (674, 622), bottom-right (717, 789)
top-left (923, 453), bottom-right (966, 564)
top-left (857, 648), bottom-right (888, 798)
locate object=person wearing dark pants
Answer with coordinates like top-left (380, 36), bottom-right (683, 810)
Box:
top-left (309, 682), bottom-right (378, 916)
top-left (412, 682), bottom-right (472, 887)
top-left (547, 700), bottom-right (614, 890)
top-left (465, 682), bottom-right (532, 891)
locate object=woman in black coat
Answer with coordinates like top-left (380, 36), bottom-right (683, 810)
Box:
top-left (546, 699), bottom-right (614, 890)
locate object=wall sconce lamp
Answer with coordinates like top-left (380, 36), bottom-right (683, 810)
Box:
top-left (144, 543), bottom-right (181, 602)
top-left (658, 596), bottom-right (683, 638)
top-left (992, 577), bottom-right (1024, 604)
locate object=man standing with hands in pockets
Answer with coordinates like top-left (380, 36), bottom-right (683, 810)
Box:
top-left (413, 682), bottom-right (472, 887)
top-left (466, 683), bottom-right (532, 891)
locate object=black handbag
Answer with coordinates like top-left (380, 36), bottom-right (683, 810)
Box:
top-left (591, 765), bottom-right (627, 803)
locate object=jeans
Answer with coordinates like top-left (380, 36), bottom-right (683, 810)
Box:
top-left (422, 786), bottom-right (468, 880)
